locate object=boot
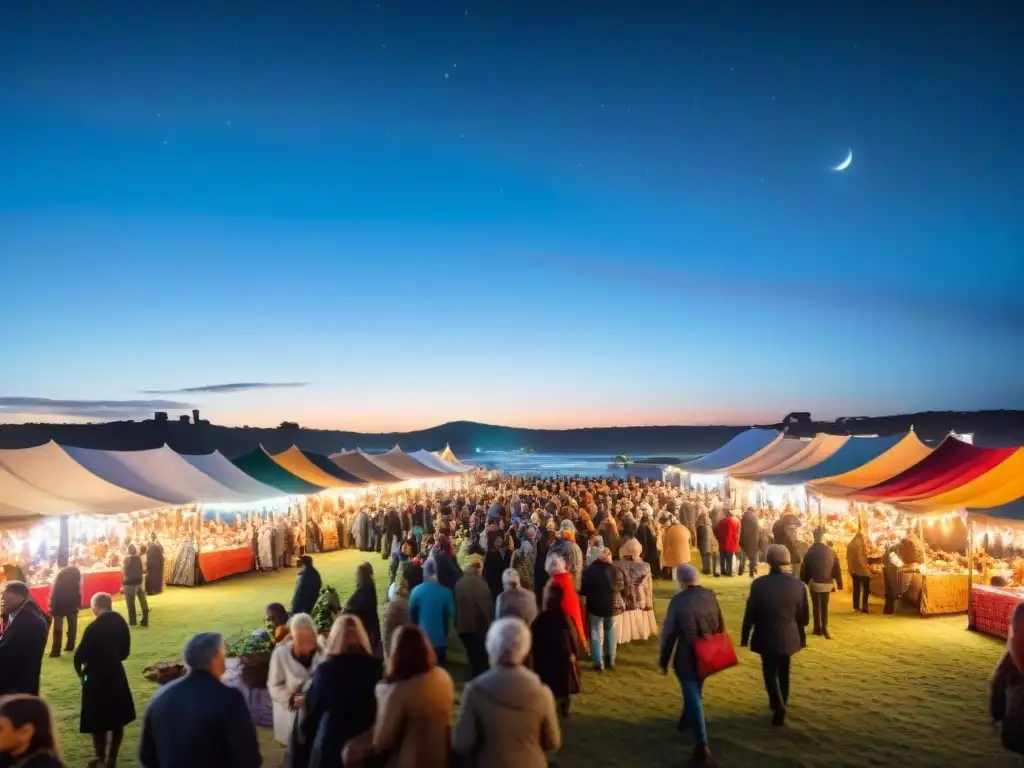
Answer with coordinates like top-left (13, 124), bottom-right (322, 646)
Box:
top-left (691, 743), bottom-right (713, 765)
top-left (822, 628), bottom-right (832, 640)
top-left (812, 627), bottom-right (822, 636)
top-left (771, 709), bottom-right (786, 727)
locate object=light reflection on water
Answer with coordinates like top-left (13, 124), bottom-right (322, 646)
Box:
top-left (468, 450), bottom-right (700, 479)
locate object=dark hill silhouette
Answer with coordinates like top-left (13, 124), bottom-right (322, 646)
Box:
top-left (0, 410), bottom-right (1022, 457)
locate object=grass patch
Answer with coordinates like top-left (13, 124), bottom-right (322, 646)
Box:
top-left (41, 550), bottom-right (1018, 767)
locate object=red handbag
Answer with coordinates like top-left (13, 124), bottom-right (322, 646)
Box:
top-left (693, 631), bottom-right (739, 680)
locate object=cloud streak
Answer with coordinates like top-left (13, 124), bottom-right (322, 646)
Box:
top-left (0, 396), bottom-right (191, 421)
top-left (142, 382), bottom-right (309, 395)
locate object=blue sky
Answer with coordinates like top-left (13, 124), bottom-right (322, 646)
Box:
top-left (1, 1), bottom-right (1021, 430)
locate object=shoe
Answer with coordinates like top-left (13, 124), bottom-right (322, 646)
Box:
top-left (65, 646), bottom-right (75, 652)
top-left (48, 651), bottom-right (61, 659)
top-left (140, 620), bottom-right (149, 628)
top-left (592, 664), bottom-right (603, 673)
top-left (771, 710), bottom-right (786, 727)
top-left (861, 607), bottom-right (870, 614)
top-left (822, 629), bottom-right (832, 640)
top-left (812, 628), bottom-right (822, 636)
top-left (692, 744), bottom-right (713, 764)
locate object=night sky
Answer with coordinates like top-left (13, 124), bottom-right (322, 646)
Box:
top-left (1, 1), bottom-right (1022, 430)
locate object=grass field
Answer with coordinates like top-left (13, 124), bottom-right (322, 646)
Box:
top-left (40, 549), bottom-right (1019, 767)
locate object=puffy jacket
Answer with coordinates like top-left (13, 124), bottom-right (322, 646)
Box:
top-left (716, 515), bottom-right (740, 553)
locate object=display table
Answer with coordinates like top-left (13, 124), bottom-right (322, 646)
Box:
top-left (198, 546), bottom-right (254, 583)
top-left (25, 570), bottom-right (124, 615)
top-left (919, 572), bottom-right (981, 616)
top-left (971, 584), bottom-right (1024, 639)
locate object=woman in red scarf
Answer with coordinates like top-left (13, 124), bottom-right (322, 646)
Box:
top-left (545, 553), bottom-right (587, 654)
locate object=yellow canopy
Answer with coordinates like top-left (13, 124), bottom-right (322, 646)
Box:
top-left (438, 444), bottom-right (460, 464)
top-left (271, 446), bottom-right (357, 488)
top-left (807, 431), bottom-right (932, 498)
top-left (900, 447), bottom-right (1024, 513)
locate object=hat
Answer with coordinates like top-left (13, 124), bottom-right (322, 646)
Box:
top-left (766, 544), bottom-right (791, 566)
top-left (676, 564), bottom-right (700, 586)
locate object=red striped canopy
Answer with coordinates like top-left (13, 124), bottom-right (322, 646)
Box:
top-left (852, 436), bottom-right (1016, 503)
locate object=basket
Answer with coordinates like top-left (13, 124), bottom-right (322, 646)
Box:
top-left (142, 662), bottom-right (186, 686)
top-left (239, 651), bottom-right (272, 689)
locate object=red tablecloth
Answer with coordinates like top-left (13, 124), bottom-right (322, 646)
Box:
top-left (26, 570), bottom-right (124, 615)
top-left (971, 584), bottom-right (1024, 639)
top-left (199, 546), bottom-right (254, 583)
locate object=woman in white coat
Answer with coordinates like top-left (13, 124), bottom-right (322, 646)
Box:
top-left (268, 612), bottom-right (325, 746)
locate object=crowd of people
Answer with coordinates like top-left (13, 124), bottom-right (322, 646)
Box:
top-left (1, 473), bottom-right (1023, 766)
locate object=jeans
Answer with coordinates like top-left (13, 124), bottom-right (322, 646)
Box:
top-left (700, 552), bottom-right (719, 576)
top-left (50, 613), bottom-right (78, 655)
top-left (719, 552), bottom-right (734, 576)
top-left (460, 632), bottom-right (488, 679)
top-left (677, 675), bottom-right (708, 745)
top-left (852, 574), bottom-right (871, 611)
top-left (811, 590), bottom-right (831, 632)
top-left (123, 584), bottom-right (149, 625)
top-left (760, 654), bottom-right (791, 712)
top-left (588, 614), bottom-right (616, 669)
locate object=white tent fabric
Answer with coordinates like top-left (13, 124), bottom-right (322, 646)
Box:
top-left (181, 451), bottom-right (286, 502)
top-left (409, 449), bottom-right (465, 475)
top-left (723, 438), bottom-right (809, 476)
top-left (0, 442), bottom-right (168, 515)
top-left (329, 450), bottom-right (407, 484)
top-left (62, 444), bottom-right (248, 506)
top-left (0, 465), bottom-right (84, 517)
top-left (736, 434), bottom-right (850, 478)
top-left (374, 446), bottom-right (450, 479)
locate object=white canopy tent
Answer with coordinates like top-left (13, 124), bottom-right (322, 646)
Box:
top-left (408, 449), bottom-right (467, 475)
top-left (181, 450), bottom-right (288, 503)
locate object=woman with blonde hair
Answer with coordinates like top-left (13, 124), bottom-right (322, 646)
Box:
top-left (295, 614), bottom-right (382, 768)
top-left (268, 613), bottom-right (325, 748)
top-left (0, 694), bottom-right (65, 767)
top-left (352, 625), bottom-right (453, 768)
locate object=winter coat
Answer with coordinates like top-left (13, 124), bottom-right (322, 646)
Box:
top-left (292, 565), bottom-right (323, 616)
top-left (122, 555), bottom-right (144, 587)
top-left (580, 560), bottom-right (624, 618)
top-left (74, 610), bottom-right (135, 733)
top-left (696, 521), bottom-right (714, 554)
top-left (145, 542), bottom-right (165, 595)
top-left (598, 520), bottom-right (621, 560)
top-left (495, 587), bottom-right (539, 626)
top-left (741, 571), bottom-right (809, 657)
top-left (344, 581), bottom-right (382, 657)
top-left (636, 522), bottom-right (660, 572)
top-left (267, 640), bottom-right (325, 745)
top-left (530, 607), bottom-right (581, 700)
top-left (373, 667), bottom-right (455, 768)
top-left (990, 651), bottom-right (1024, 756)
top-left (49, 566), bottom-right (82, 617)
top-left (772, 514), bottom-right (803, 565)
top-left (0, 600), bottom-right (49, 696)
top-left (298, 652), bottom-right (382, 768)
top-left (801, 543), bottom-right (844, 589)
top-left (658, 586), bottom-right (725, 680)
top-left (716, 515), bottom-right (740, 553)
top-left (739, 512), bottom-right (761, 555)
top-left (846, 532), bottom-right (872, 577)
top-left (454, 569), bottom-right (494, 636)
top-left (452, 664), bottom-right (561, 768)
top-left (550, 571), bottom-right (585, 644)
top-left (660, 524), bottom-right (691, 569)
top-left (382, 596), bottom-right (410, 658)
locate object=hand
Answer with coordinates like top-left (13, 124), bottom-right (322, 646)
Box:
top-left (290, 693), bottom-right (305, 710)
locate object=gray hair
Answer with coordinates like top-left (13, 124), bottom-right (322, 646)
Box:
top-left (288, 612), bottom-right (316, 635)
top-left (486, 617), bottom-right (532, 666)
top-left (676, 564), bottom-right (700, 586)
top-left (90, 592), bottom-right (113, 612)
top-left (766, 544), bottom-right (791, 567)
top-left (502, 568), bottom-right (520, 590)
top-left (183, 632), bottom-right (225, 672)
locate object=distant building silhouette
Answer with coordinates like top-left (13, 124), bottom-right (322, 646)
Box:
top-left (154, 412), bottom-right (169, 424)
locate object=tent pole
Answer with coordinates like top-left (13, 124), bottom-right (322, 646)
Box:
top-left (967, 516), bottom-right (975, 631)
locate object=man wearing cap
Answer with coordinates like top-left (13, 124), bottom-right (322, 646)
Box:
top-left (658, 564), bottom-right (723, 765)
top-left (741, 545), bottom-right (809, 727)
top-left (0, 581), bottom-right (49, 696)
top-left (139, 632), bottom-right (261, 768)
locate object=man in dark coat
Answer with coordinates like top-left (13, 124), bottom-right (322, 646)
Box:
top-left (741, 545), bottom-right (809, 726)
top-left (771, 511), bottom-right (803, 571)
top-left (658, 564), bottom-right (724, 765)
top-left (145, 534), bottom-right (165, 595)
top-left (581, 548), bottom-right (624, 672)
top-left (74, 591), bottom-right (135, 766)
top-left (636, 514), bottom-right (660, 575)
top-left (139, 632), bottom-right (261, 768)
top-left (49, 563), bottom-right (83, 657)
top-left (0, 581), bottom-right (50, 696)
top-left (738, 508), bottom-right (761, 579)
top-left (291, 556), bottom-right (322, 616)
top-left (800, 527), bottom-right (844, 639)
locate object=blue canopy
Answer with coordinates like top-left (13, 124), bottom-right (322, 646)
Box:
top-left (681, 429), bottom-right (781, 473)
top-left (971, 497), bottom-right (1024, 523)
top-left (760, 433), bottom-right (907, 487)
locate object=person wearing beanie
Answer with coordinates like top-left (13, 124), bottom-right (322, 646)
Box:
top-left (658, 564), bottom-right (724, 765)
top-left (800, 527), bottom-right (843, 639)
top-left (741, 545), bottom-right (809, 726)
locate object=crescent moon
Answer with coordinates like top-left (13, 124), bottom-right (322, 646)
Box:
top-left (832, 149), bottom-right (853, 172)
